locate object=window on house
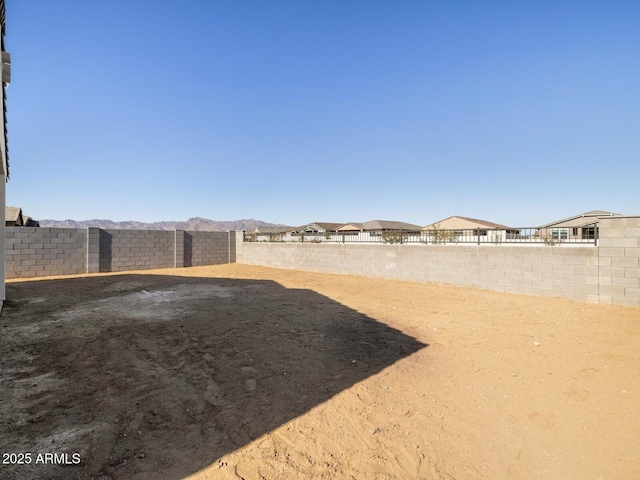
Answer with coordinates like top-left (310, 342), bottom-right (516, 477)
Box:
top-left (581, 227), bottom-right (595, 239)
top-left (473, 229), bottom-right (488, 236)
top-left (552, 228), bottom-right (568, 239)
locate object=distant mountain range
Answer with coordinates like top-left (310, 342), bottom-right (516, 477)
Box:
top-left (38, 217), bottom-right (287, 232)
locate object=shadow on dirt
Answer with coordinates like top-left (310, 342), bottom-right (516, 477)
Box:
top-left (1, 274), bottom-right (426, 480)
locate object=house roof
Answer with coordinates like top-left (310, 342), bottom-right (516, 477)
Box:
top-left (297, 222), bottom-right (343, 232)
top-left (338, 220), bottom-right (422, 231)
top-left (423, 215), bottom-right (512, 230)
top-left (23, 216), bottom-right (39, 227)
top-left (538, 211), bottom-right (622, 229)
top-left (311, 222), bottom-right (343, 231)
top-left (336, 223), bottom-right (364, 231)
top-left (253, 226), bottom-right (294, 234)
top-left (5, 205), bottom-right (21, 223)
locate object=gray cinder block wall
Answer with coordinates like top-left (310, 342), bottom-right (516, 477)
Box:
top-left (6, 228), bottom-right (236, 278)
top-left (597, 216), bottom-right (640, 306)
top-left (6, 227), bottom-right (87, 278)
top-left (182, 231), bottom-right (234, 267)
top-left (236, 217), bottom-right (640, 307)
top-left (97, 229), bottom-right (175, 273)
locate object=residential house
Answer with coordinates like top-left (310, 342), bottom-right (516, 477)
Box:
top-left (5, 206), bottom-right (39, 227)
top-left (293, 222), bottom-right (343, 242)
top-left (422, 216), bottom-right (518, 243)
top-left (251, 225), bottom-right (296, 242)
top-left (24, 216), bottom-right (39, 227)
top-left (5, 205), bottom-right (23, 226)
top-left (336, 220), bottom-right (423, 242)
top-left (296, 222), bottom-right (343, 233)
top-left (537, 210), bottom-right (621, 241)
top-left (0, 0), bottom-right (10, 309)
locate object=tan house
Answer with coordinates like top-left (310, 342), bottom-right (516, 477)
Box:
top-left (422, 216), bottom-right (518, 243)
top-left (5, 206), bottom-right (39, 227)
top-left (0, 0), bottom-right (10, 309)
top-left (422, 215), bottom-right (517, 236)
top-left (6, 205), bottom-right (23, 226)
top-left (251, 225), bottom-right (296, 242)
top-left (335, 220), bottom-right (423, 242)
top-left (537, 210), bottom-right (621, 241)
top-left (423, 215), bottom-right (513, 232)
top-left (337, 220), bottom-right (422, 233)
top-left (296, 222), bottom-right (343, 233)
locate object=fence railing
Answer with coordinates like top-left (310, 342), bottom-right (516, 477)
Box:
top-left (244, 227), bottom-right (598, 245)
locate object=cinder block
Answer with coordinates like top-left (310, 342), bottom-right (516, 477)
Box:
top-left (542, 290), bottom-right (563, 298)
top-left (522, 254), bottom-right (542, 263)
top-left (599, 266), bottom-right (626, 277)
top-left (552, 263), bottom-right (575, 274)
top-left (599, 247), bottom-right (625, 257)
top-left (503, 270), bottom-right (523, 279)
top-left (563, 273), bottom-right (587, 284)
top-left (607, 238), bottom-right (639, 248)
top-left (599, 285), bottom-right (626, 297)
top-left (563, 255), bottom-right (587, 265)
top-left (624, 288), bottom-right (640, 299)
top-left (496, 277), bottom-right (514, 287)
top-left (599, 227), bottom-right (625, 238)
top-left (612, 297), bottom-right (639, 307)
top-left (543, 255), bottom-right (563, 264)
top-left (574, 283), bottom-right (598, 295)
top-left (531, 263), bottom-right (553, 273)
top-left (625, 267), bottom-right (640, 279)
top-left (521, 270), bottom-right (542, 281)
top-left (513, 278), bottom-right (533, 288)
top-left (612, 257), bottom-right (639, 268)
top-left (626, 248), bottom-right (640, 258)
top-left (552, 247), bottom-right (577, 255)
top-left (564, 291), bottom-right (588, 302)
top-left (552, 281), bottom-right (574, 292)
top-left (575, 265), bottom-right (598, 276)
top-left (612, 277), bottom-right (639, 288)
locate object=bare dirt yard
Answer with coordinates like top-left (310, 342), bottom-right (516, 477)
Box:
top-left (1, 264), bottom-right (638, 480)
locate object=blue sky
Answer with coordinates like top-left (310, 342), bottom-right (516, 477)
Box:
top-left (6, 0), bottom-right (639, 226)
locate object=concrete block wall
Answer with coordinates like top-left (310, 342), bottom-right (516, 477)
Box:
top-left (184, 231), bottom-right (234, 267)
top-left (236, 216), bottom-right (640, 307)
top-left (5, 227), bottom-right (87, 278)
top-left (237, 242), bottom-right (600, 300)
top-left (6, 228), bottom-right (236, 278)
top-left (597, 217), bottom-right (640, 306)
top-left (98, 229), bottom-right (175, 272)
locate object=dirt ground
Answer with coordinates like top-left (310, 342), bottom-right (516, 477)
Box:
top-left (1, 264), bottom-right (638, 480)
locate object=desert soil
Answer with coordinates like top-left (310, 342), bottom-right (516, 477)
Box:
top-left (0, 264), bottom-right (638, 480)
